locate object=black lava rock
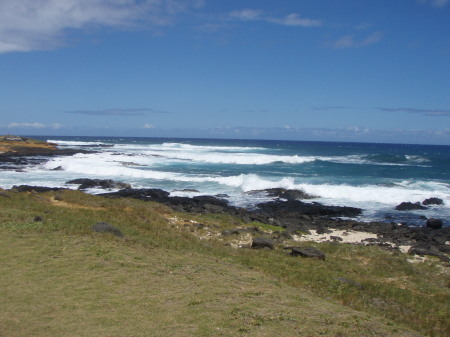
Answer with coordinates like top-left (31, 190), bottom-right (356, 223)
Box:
top-left (422, 198), bottom-right (444, 206)
top-left (395, 202), bottom-right (427, 211)
top-left (426, 218), bottom-right (443, 229)
top-left (251, 237), bottom-right (275, 249)
top-left (290, 247), bottom-right (326, 260)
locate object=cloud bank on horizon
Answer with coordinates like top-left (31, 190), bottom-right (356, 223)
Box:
top-left (0, 0), bottom-right (449, 145)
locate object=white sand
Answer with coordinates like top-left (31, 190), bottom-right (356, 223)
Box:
top-left (292, 229), bottom-right (412, 253)
top-left (293, 229), bottom-right (378, 244)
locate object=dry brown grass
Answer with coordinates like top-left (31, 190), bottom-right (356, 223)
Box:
top-left (0, 136), bottom-right (56, 153)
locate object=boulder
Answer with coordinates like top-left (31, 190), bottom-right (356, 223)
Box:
top-left (99, 188), bottom-right (170, 201)
top-left (408, 247), bottom-right (448, 262)
top-left (251, 237), bottom-right (275, 250)
top-left (290, 247), bottom-right (326, 260)
top-left (91, 222), bottom-right (124, 237)
top-left (256, 199), bottom-right (362, 218)
top-left (222, 227), bottom-right (260, 236)
top-left (316, 226), bottom-right (332, 234)
top-left (66, 178), bottom-right (131, 190)
top-left (11, 185), bottom-right (66, 193)
top-left (395, 202), bottom-right (427, 211)
top-left (422, 198), bottom-right (444, 206)
top-left (172, 188), bottom-right (199, 193)
top-left (426, 218), bottom-right (443, 229)
top-left (247, 188), bottom-right (315, 200)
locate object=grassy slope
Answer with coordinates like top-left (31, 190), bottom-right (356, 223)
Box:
top-left (0, 189), bottom-right (448, 336)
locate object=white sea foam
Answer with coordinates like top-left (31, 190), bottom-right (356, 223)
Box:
top-left (296, 182), bottom-right (449, 207)
top-left (49, 139), bottom-right (111, 146)
top-left (159, 142), bottom-right (266, 152)
top-left (144, 151), bottom-right (316, 165)
top-left (47, 140), bottom-right (430, 168)
top-left (405, 155), bottom-right (430, 163)
top-left (317, 154), bottom-right (429, 167)
top-left (40, 151), bottom-right (450, 209)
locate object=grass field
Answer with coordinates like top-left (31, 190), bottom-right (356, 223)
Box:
top-left (0, 189), bottom-right (448, 336)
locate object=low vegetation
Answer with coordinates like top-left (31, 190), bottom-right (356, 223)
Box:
top-left (0, 135), bottom-right (56, 153)
top-left (0, 188), bottom-right (448, 336)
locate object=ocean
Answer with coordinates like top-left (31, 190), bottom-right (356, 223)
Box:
top-left (2, 136), bottom-right (450, 226)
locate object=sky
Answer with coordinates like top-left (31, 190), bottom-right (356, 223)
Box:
top-left (0, 0), bottom-right (449, 145)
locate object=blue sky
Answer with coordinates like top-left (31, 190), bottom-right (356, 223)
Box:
top-left (0, 0), bottom-right (449, 144)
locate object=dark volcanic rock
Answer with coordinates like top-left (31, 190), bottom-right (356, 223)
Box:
top-left (251, 237), bottom-right (275, 249)
top-left (193, 195), bottom-right (228, 207)
top-left (426, 218), bottom-right (443, 229)
top-left (100, 189), bottom-right (232, 215)
top-left (422, 197), bottom-right (444, 206)
top-left (172, 188), bottom-right (200, 193)
top-left (289, 247), bottom-right (326, 260)
top-left (0, 154), bottom-right (48, 170)
top-left (408, 246), bottom-right (448, 262)
top-left (66, 178), bottom-right (131, 190)
top-left (395, 202), bottom-right (427, 211)
top-left (11, 185), bottom-right (67, 193)
top-left (91, 222), bottom-right (124, 237)
top-left (247, 188), bottom-right (314, 200)
top-left (100, 188), bottom-right (170, 201)
top-left (3, 147), bottom-right (93, 157)
top-left (256, 200), bottom-right (362, 218)
top-left (222, 227), bottom-right (260, 236)
top-left (279, 189), bottom-right (315, 200)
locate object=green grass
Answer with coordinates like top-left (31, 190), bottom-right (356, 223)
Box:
top-left (0, 189), bottom-right (448, 336)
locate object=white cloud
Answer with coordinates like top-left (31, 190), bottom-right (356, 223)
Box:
top-left (0, 0), bottom-right (203, 53)
top-left (333, 34), bottom-right (355, 48)
top-left (333, 31), bottom-right (383, 48)
top-left (143, 124), bottom-right (156, 129)
top-left (229, 9), bottom-right (262, 21)
top-left (418, 0), bottom-right (449, 7)
top-left (8, 122), bottom-right (46, 129)
top-left (433, 0), bottom-right (449, 7)
top-left (267, 13), bottom-right (321, 27)
top-left (362, 32), bottom-right (383, 45)
top-left (230, 9), bottom-right (321, 27)
top-left (378, 107), bottom-right (450, 116)
top-left (7, 122), bottom-right (64, 129)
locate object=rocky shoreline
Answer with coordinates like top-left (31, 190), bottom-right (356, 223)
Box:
top-left (0, 135), bottom-right (94, 171)
top-left (1, 136), bottom-right (448, 262)
top-left (9, 182), bottom-right (450, 262)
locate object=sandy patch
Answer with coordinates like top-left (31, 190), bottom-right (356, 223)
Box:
top-left (293, 229), bottom-right (378, 244)
top-left (293, 229), bottom-right (413, 253)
